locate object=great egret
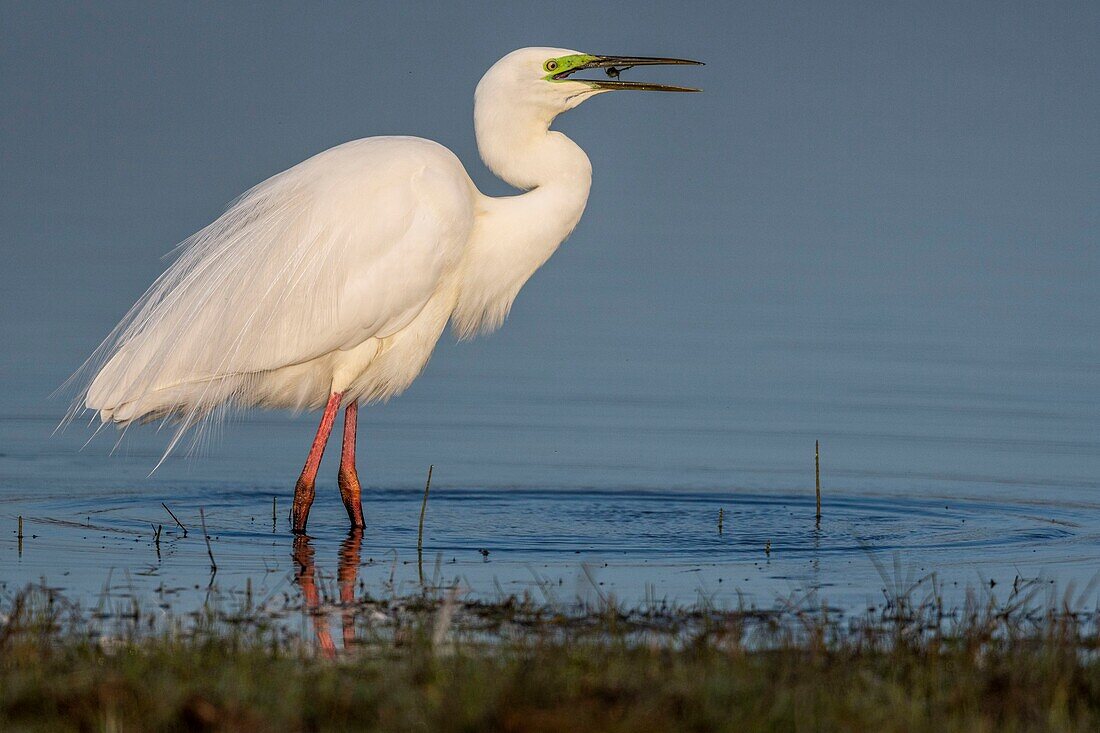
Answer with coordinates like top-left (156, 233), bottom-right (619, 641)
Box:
top-left (72, 47), bottom-right (701, 533)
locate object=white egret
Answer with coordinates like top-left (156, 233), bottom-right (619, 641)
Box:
top-left (72, 47), bottom-right (701, 533)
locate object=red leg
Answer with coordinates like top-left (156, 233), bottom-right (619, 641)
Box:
top-left (338, 400), bottom-right (366, 528)
top-left (291, 392), bottom-right (342, 534)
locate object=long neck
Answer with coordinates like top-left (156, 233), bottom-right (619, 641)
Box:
top-left (475, 94), bottom-right (592, 191)
top-left (451, 99), bottom-right (593, 338)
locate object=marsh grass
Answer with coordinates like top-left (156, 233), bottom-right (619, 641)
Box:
top-left (1, 571), bottom-right (1098, 732)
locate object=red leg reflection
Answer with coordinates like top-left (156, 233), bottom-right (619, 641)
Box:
top-left (338, 528), bottom-right (363, 648)
top-left (292, 535), bottom-right (335, 658)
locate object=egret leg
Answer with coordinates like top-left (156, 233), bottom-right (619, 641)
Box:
top-left (338, 400), bottom-right (366, 528)
top-left (291, 392), bottom-right (343, 534)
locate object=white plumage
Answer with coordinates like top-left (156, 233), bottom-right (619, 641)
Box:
top-left (67, 47), bottom-right (699, 527)
top-left (87, 137), bottom-right (477, 425)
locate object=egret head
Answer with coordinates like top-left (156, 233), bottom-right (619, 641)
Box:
top-left (476, 47), bottom-right (702, 119)
top-left (474, 47), bottom-right (701, 188)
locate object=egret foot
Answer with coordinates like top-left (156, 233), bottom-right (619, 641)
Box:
top-left (338, 469), bottom-right (365, 528)
top-left (290, 478), bottom-right (316, 535)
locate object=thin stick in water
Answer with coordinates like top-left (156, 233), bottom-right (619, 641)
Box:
top-left (17, 515), bottom-right (23, 540)
top-left (417, 464), bottom-right (434, 585)
top-left (815, 440), bottom-right (822, 523)
top-left (162, 502), bottom-right (188, 536)
top-left (199, 507), bottom-right (216, 572)
top-left (717, 507), bottom-right (724, 535)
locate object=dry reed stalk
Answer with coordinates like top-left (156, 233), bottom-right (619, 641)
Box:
top-left (199, 507), bottom-right (216, 572)
top-left (162, 502), bottom-right (187, 536)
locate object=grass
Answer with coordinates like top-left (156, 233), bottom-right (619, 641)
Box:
top-left (1, 577), bottom-right (1098, 732)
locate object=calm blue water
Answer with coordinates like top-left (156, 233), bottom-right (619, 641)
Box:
top-left (3, 294), bottom-right (1098, 617)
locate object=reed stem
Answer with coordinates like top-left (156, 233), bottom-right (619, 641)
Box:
top-left (815, 440), bottom-right (822, 523)
top-left (418, 465), bottom-right (434, 585)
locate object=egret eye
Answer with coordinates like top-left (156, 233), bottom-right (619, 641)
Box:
top-left (544, 59), bottom-right (558, 73)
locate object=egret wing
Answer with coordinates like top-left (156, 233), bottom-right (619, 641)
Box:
top-left (81, 137), bottom-right (474, 423)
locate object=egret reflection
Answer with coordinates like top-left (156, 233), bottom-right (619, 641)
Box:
top-left (291, 529), bottom-right (364, 657)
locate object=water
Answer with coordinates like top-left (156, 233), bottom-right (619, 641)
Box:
top-left (3, 295), bottom-right (1099, 616)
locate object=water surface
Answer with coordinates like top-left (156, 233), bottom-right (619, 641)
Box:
top-left (4, 303), bottom-right (1098, 615)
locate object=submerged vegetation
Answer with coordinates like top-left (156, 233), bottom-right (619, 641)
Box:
top-left (2, 574), bottom-right (1098, 732)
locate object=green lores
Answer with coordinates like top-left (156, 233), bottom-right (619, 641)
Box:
top-left (542, 53), bottom-right (599, 81)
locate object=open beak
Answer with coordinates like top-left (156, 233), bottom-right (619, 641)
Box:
top-left (554, 55), bottom-right (703, 92)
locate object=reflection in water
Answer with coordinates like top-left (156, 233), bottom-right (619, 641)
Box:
top-left (291, 529), bottom-right (363, 657)
top-left (338, 528), bottom-right (363, 648)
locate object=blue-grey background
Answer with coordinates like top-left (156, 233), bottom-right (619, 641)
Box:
top-left (1, 2), bottom-right (1098, 609)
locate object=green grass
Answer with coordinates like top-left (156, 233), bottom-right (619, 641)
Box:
top-left (1, 584), bottom-right (1098, 732)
